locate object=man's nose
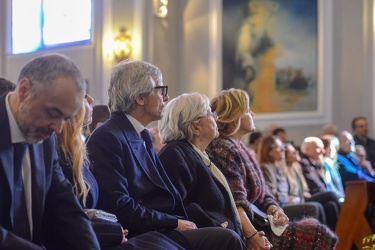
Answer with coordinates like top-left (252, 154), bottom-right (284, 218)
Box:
top-left (49, 119), bottom-right (64, 134)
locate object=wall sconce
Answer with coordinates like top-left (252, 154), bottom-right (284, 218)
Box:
top-left (113, 27), bottom-right (132, 62)
top-left (153, 0), bottom-right (168, 18)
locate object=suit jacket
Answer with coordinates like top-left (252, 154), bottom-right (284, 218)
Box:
top-left (337, 149), bottom-right (375, 185)
top-left (0, 94), bottom-right (99, 249)
top-left (87, 112), bottom-right (188, 238)
top-left (354, 135), bottom-right (375, 169)
top-left (158, 140), bottom-right (242, 236)
top-left (299, 154), bottom-right (327, 195)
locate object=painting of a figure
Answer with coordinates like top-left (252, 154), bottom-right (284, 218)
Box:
top-left (222, 0), bottom-right (318, 113)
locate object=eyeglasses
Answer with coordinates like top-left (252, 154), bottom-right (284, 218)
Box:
top-left (208, 111), bottom-right (218, 119)
top-left (154, 86), bottom-right (168, 97)
top-left (273, 144), bottom-right (285, 151)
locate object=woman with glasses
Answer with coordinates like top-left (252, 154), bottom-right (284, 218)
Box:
top-left (158, 92), bottom-right (271, 250)
top-left (258, 135), bottom-right (326, 223)
top-left (284, 143), bottom-right (311, 204)
top-left (206, 88), bottom-right (338, 249)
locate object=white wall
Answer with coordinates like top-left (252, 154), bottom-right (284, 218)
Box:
top-left (1, 0), bottom-right (374, 145)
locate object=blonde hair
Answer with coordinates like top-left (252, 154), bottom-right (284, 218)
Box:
top-left (210, 88), bottom-right (249, 136)
top-left (57, 101), bottom-right (90, 207)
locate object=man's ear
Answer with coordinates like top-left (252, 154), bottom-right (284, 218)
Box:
top-left (135, 95), bottom-right (145, 106)
top-left (18, 78), bottom-right (31, 101)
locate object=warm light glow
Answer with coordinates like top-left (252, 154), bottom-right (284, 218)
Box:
top-left (153, 0), bottom-right (168, 18)
top-left (113, 27), bottom-right (132, 62)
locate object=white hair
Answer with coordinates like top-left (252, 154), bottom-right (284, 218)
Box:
top-left (158, 92), bottom-right (210, 143)
top-left (300, 136), bottom-right (323, 154)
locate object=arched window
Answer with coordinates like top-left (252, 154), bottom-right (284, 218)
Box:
top-left (12, 0), bottom-right (92, 54)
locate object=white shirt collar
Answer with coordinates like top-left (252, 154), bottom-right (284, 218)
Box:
top-left (5, 93), bottom-right (26, 144)
top-left (125, 114), bottom-right (147, 138)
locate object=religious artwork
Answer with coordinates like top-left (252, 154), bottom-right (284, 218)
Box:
top-left (222, 0), bottom-right (318, 113)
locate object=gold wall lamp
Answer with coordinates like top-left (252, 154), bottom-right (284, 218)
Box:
top-left (113, 27), bottom-right (132, 62)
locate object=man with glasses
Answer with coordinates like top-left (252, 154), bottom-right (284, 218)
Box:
top-left (87, 60), bottom-right (247, 250)
top-left (337, 131), bottom-right (375, 186)
top-left (352, 116), bottom-right (375, 169)
top-left (355, 145), bottom-right (375, 176)
top-left (0, 53), bottom-right (99, 249)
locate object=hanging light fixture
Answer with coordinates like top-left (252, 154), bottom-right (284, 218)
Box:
top-left (113, 27), bottom-right (133, 62)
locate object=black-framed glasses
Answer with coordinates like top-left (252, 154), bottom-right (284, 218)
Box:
top-left (154, 86), bottom-right (168, 97)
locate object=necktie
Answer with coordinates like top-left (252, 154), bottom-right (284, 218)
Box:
top-left (13, 143), bottom-right (31, 240)
top-left (141, 129), bottom-right (156, 163)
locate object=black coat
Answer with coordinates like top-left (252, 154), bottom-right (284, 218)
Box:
top-left (158, 139), bottom-right (242, 236)
top-left (0, 94), bottom-right (99, 249)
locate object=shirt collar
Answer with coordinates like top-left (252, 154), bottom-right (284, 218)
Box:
top-left (125, 114), bottom-right (147, 139)
top-left (189, 141), bottom-right (211, 167)
top-left (5, 93), bottom-right (26, 144)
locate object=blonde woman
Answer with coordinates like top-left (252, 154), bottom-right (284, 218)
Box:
top-left (206, 88), bottom-right (338, 249)
top-left (55, 96), bottom-right (184, 250)
top-left (158, 92), bottom-right (269, 250)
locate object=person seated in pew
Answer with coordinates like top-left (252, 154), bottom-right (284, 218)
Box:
top-left (158, 92), bottom-right (272, 250)
top-left (51, 92), bottom-right (187, 250)
top-left (258, 135), bottom-right (326, 224)
top-left (355, 145), bottom-right (375, 176)
top-left (320, 134), bottom-right (345, 203)
top-left (0, 53), bottom-right (100, 249)
top-left (206, 88), bottom-right (338, 249)
top-left (299, 137), bottom-right (342, 230)
top-left (87, 60), bottom-right (248, 250)
top-left (337, 131), bottom-right (375, 186)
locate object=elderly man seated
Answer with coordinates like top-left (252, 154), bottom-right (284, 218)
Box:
top-left (337, 131), bottom-right (375, 186)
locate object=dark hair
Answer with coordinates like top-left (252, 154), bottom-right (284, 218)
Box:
top-left (351, 116), bottom-right (366, 130)
top-left (272, 127), bottom-right (286, 136)
top-left (0, 77), bottom-right (16, 96)
top-left (249, 131), bottom-right (263, 144)
top-left (88, 105), bottom-right (110, 133)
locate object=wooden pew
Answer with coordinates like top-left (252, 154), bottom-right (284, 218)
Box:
top-left (335, 180), bottom-right (375, 249)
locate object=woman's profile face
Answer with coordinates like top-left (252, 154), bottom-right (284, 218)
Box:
top-left (238, 107), bottom-right (256, 134)
top-left (195, 109), bottom-right (219, 144)
top-left (269, 138), bottom-right (285, 162)
top-left (286, 144), bottom-right (300, 163)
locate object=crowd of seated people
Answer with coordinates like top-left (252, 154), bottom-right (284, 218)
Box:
top-left (206, 89), bottom-right (337, 249)
top-left (255, 120), bottom-right (375, 236)
top-left (14, 55), bottom-right (375, 249)
top-left (257, 135), bottom-right (326, 223)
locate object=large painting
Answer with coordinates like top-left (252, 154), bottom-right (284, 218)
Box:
top-left (222, 0), bottom-right (318, 114)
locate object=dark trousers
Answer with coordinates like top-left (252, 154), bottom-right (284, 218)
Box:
top-left (284, 201), bottom-right (326, 224)
top-left (108, 228), bottom-right (246, 250)
top-left (106, 231), bottom-right (188, 250)
top-left (179, 227), bottom-right (246, 250)
top-left (306, 191), bottom-right (340, 230)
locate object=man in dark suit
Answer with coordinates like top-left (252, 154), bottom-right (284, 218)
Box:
top-left (87, 60), bottom-right (247, 250)
top-left (0, 53), bottom-right (100, 249)
top-left (352, 116), bottom-right (375, 169)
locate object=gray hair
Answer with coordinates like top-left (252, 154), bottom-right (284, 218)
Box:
top-left (108, 60), bottom-right (162, 113)
top-left (158, 92), bottom-right (210, 143)
top-left (18, 53), bottom-right (86, 98)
